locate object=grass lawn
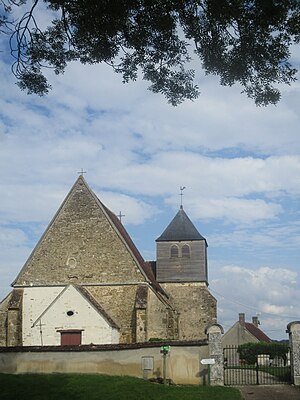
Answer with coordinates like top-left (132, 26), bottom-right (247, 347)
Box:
top-left (0, 373), bottom-right (241, 400)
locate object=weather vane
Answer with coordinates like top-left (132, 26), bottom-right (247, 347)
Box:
top-left (179, 186), bottom-right (186, 208)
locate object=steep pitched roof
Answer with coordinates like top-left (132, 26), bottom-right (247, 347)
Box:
top-left (156, 206), bottom-right (206, 242)
top-left (245, 322), bottom-right (272, 343)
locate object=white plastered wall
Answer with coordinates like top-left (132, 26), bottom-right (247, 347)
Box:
top-left (22, 285), bottom-right (119, 346)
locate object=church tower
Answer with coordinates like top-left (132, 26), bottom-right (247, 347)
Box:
top-left (155, 206), bottom-right (216, 340)
top-left (156, 205), bottom-right (208, 283)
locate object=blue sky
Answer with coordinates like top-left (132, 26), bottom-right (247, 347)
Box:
top-left (1, 17), bottom-right (300, 340)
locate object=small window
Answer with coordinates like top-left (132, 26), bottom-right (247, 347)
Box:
top-left (170, 245), bottom-right (179, 258)
top-left (67, 310), bottom-right (74, 316)
top-left (182, 244), bottom-right (190, 258)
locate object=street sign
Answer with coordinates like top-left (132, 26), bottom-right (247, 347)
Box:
top-left (201, 358), bottom-right (215, 365)
top-left (160, 345), bottom-right (170, 353)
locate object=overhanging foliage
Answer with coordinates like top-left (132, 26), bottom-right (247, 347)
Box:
top-left (1, 1), bottom-right (300, 105)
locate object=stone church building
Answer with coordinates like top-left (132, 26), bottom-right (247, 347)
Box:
top-left (0, 176), bottom-right (216, 347)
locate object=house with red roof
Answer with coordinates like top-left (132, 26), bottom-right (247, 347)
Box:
top-left (222, 313), bottom-right (272, 347)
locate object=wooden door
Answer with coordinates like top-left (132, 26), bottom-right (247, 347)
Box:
top-left (60, 330), bottom-right (82, 346)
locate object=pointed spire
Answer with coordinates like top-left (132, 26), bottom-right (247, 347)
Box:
top-left (156, 207), bottom-right (206, 242)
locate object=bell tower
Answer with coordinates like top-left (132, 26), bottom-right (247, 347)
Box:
top-left (155, 206), bottom-right (208, 284)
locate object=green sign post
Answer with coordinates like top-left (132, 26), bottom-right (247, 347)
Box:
top-left (160, 345), bottom-right (171, 384)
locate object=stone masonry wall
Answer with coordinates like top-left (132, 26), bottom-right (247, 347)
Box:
top-left (0, 293), bottom-right (11, 346)
top-left (15, 178), bottom-right (146, 286)
top-left (147, 289), bottom-right (176, 341)
top-left (161, 282), bottom-right (217, 340)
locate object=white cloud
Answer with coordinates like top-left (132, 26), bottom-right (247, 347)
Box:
top-left (210, 264), bottom-right (300, 339)
top-left (183, 197), bottom-right (282, 223)
top-left (98, 191), bottom-right (159, 225)
top-left (209, 221), bottom-right (300, 251)
top-left (0, 227), bottom-right (28, 246)
top-left (0, 183), bottom-right (65, 224)
top-left (262, 304), bottom-right (292, 315)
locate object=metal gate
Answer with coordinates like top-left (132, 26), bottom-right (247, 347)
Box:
top-left (223, 345), bottom-right (291, 385)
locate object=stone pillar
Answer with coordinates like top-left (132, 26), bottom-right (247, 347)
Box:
top-left (7, 309), bottom-right (21, 346)
top-left (135, 285), bottom-right (148, 342)
top-left (136, 309), bottom-right (147, 342)
top-left (205, 324), bottom-right (224, 386)
top-left (6, 289), bottom-right (23, 347)
top-left (287, 321), bottom-right (300, 385)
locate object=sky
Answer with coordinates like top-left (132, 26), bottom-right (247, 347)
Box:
top-left (1, 9), bottom-right (300, 341)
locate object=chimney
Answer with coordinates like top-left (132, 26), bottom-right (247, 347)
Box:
top-left (252, 316), bottom-right (259, 327)
top-left (239, 313), bottom-right (245, 326)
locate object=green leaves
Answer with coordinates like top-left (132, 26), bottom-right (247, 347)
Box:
top-left (237, 342), bottom-right (289, 365)
top-left (3, 0), bottom-right (300, 105)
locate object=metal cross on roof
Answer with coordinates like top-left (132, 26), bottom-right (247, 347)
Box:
top-left (179, 186), bottom-right (186, 208)
top-left (118, 211), bottom-right (125, 223)
top-left (78, 168), bottom-right (86, 175)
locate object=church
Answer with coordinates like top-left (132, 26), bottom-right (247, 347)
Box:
top-left (0, 175), bottom-right (217, 347)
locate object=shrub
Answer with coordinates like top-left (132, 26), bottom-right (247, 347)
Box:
top-left (237, 342), bottom-right (289, 365)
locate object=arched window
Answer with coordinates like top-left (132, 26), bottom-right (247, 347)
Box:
top-left (182, 244), bottom-right (190, 258)
top-left (170, 245), bottom-right (179, 258)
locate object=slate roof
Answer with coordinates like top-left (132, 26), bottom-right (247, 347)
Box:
top-left (156, 206), bottom-right (206, 242)
top-left (245, 322), bottom-right (272, 343)
top-left (99, 199), bottom-right (164, 295)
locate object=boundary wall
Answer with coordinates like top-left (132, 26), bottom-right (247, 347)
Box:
top-left (0, 341), bottom-right (209, 385)
top-left (0, 324), bottom-right (224, 385)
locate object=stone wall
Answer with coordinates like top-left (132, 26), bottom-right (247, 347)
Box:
top-left (161, 282), bottom-right (217, 340)
top-left (87, 284), bottom-right (143, 343)
top-left (146, 289), bottom-right (177, 341)
top-left (0, 342), bottom-right (209, 385)
top-left (0, 293), bottom-right (11, 346)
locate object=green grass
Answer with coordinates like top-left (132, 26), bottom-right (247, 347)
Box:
top-left (0, 373), bottom-right (241, 400)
